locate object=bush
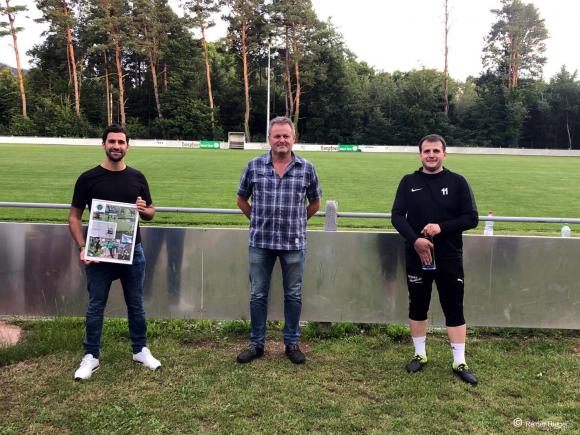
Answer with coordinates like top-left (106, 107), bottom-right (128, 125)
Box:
top-left (125, 117), bottom-right (149, 139)
top-left (9, 114), bottom-right (37, 136)
top-left (9, 97), bottom-right (97, 138)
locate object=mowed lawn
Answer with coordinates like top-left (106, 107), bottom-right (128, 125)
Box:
top-left (0, 319), bottom-right (578, 433)
top-left (1, 145), bottom-right (578, 433)
top-left (0, 144), bottom-right (578, 233)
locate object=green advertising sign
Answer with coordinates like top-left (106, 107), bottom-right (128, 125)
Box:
top-left (200, 141), bottom-right (220, 149)
top-left (338, 144), bottom-right (359, 152)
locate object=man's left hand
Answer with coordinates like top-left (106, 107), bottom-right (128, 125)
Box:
top-left (421, 223), bottom-right (441, 238)
top-left (136, 196), bottom-right (147, 213)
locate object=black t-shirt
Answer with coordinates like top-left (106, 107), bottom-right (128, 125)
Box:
top-left (391, 168), bottom-right (478, 259)
top-left (71, 165), bottom-right (153, 244)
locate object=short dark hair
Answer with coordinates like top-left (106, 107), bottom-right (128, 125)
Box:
top-left (418, 134), bottom-right (446, 152)
top-left (102, 124), bottom-right (129, 144)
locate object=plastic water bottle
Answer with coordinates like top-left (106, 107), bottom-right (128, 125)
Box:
top-left (484, 210), bottom-right (494, 236)
top-left (421, 236), bottom-right (436, 271)
top-left (561, 225), bottom-right (571, 238)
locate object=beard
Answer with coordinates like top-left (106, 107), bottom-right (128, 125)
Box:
top-left (106, 148), bottom-right (125, 162)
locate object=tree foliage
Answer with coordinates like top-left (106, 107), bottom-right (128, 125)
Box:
top-left (483, 0), bottom-right (548, 89)
top-left (0, 0), bottom-right (578, 149)
top-left (0, 0), bottom-right (28, 117)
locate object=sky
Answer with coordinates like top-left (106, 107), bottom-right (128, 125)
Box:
top-left (1, 0), bottom-right (578, 82)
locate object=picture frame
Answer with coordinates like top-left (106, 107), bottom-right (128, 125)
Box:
top-left (84, 199), bottom-right (139, 264)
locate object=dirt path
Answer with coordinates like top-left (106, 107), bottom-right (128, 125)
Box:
top-left (0, 321), bottom-right (22, 346)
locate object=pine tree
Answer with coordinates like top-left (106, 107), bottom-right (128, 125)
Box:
top-left (183, 0), bottom-right (220, 130)
top-left (483, 0), bottom-right (548, 89)
top-left (0, 0), bottom-right (28, 118)
top-left (223, 0), bottom-right (266, 141)
top-left (35, 0), bottom-right (82, 117)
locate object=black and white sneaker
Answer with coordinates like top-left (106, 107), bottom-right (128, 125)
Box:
top-left (405, 355), bottom-right (427, 373)
top-left (133, 347), bottom-right (161, 370)
top-left (452, 363), bottom-right (478, 385)
top-left (74, 354), bottom-right (100, 381)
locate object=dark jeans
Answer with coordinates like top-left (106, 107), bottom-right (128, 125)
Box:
top-left (248, 246), bottom-right (305, 347)
top-left (83, 244), bottom-right (147, 358)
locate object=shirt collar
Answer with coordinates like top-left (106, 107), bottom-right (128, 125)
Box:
top-left (266, 151), bottom-right (303, 167)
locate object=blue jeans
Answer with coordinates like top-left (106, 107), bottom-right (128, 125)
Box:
top-left (248, 246), bottom-right (305, 347)
top-left (83, 244), bottom-right (147, 358)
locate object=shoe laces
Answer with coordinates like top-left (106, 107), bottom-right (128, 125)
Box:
top-left (454, 363), bottom-right (469, 372)
top-left (287, 344), bottom-right (300, 352)
top-left (140, 347), bottom-right (152, 356)
top-left (412, 355), bottom-right (426, 362)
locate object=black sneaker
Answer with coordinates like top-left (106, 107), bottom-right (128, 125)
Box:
top-left (452, 363), bottom-right (478, 385)
top-left (405, 355), bottom-right (428, 373)
top-left (285, 344), bottom-right (306, 364)
top-left (236, 345), bottom-right (264, 364)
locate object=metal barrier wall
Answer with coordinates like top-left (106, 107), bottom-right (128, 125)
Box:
top-left (1, 223), bottom-right (578, 329)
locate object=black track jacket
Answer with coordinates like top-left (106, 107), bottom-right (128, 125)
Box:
top-left (391, 167), bottom-right (479, 259)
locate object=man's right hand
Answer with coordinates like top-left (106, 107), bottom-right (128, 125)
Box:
top-left (414, 237), bottom-right (434, 265)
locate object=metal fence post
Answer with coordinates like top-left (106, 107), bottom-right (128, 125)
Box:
top-left (318, 200), bottom-right (339, 330)
top-left (324, 200), bottom-right (338, 231)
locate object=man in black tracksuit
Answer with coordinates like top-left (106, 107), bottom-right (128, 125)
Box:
top-left (391, 134), bottom-right (479, 385)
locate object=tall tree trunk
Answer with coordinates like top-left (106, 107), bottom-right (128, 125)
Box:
top-left (508, 33), bottom-right (519, 89)
top-left (291, 27), bottom-right (301, 137)
top-left (104, 51), bottom-right (112, 125)
top-left (283, 78), bottom-right (289, 117)
top-left (513, 51), bottom-right (519, 88)
top-left (112, 26), bottom-right (125, 126)
top-left (136, 60), bottom-right (141, 87)
top-left (6, 0), bottom-right (27, 118)
top-left (63, 2), bottom-right (80, 117)
top-left (78, 57), bottom-right (83, 91)
top-left (292, 56), bottom-right (300, 138)
top-left (163, 62), bottom-right (168, 92)
top-left (241, 19), bottom-right (250, 141)
top-left (443, 0), bottom-right (449, 115)
top-left (566, 104), bottom-right (572, 150)
top-left (149, 54), bottom-right (162, 121)
top-left (199, 12), bottom-right (215, 129)
top-left (285, 27), bottom-right (294, 118)
top-left (110, 91), bottom-right (114, 124)
top-left (143, 24), bottom-right (163, 122)
top-left (65, 34), bottom-right (72, 85)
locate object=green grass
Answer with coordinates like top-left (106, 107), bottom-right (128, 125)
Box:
top-left (0, 145), bottom-right (579, 234)
top-left (0, 318), bottom-right (578, 433)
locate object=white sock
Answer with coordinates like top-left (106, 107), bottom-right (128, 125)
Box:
top-left (451, 342), bottom-right (466, 365)
top-left (412, 336), bottom-right (426, 357)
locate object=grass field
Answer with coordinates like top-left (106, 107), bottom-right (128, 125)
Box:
top-left (1, 146), bottom-right (578, 432)
top-left (0, 318), bottom-right (578, 433)
top-left (0, 144), bottom-right (579, 234)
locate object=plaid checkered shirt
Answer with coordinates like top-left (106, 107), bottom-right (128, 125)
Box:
top-left (237, 152), bottom-right (322, 250)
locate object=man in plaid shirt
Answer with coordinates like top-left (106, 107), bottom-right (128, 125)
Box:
top-left (236, 116), bottom-right (322, 364)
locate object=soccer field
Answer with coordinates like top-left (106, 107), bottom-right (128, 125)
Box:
top-left (1, 144), bottom-right (578, 234)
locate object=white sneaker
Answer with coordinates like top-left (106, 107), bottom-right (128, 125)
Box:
top-left (132, 347), bottom-right (161, 370)
top-left (74, 354), bottom-right (100, 380)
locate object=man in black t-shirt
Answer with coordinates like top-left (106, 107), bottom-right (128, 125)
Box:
top-left (391, 134), bottom-right (479, 385)
top-left (69, 124), bottom-right (161, 380)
